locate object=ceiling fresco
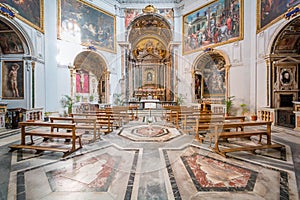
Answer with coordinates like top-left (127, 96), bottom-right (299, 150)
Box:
top-left (273, 17), bottom-right (300, 53)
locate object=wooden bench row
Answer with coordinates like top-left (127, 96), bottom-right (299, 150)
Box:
top-left (198, 120), bottom-right (282, 157)
top-left (10, 122), bottom-right (84, 157)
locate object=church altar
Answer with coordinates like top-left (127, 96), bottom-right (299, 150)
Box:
top-left (140, 99), bottom-right (160, 109)
top-left (128, 100), bottom-right (176, 109)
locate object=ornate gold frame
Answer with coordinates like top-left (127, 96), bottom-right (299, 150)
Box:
top-left (256, 0), bottom-right (300, 33)
top-left (182, 0), bottom-right (244, 55)
top-left (57, 0), bottom-right (116, 53)
top-left (0, 1), bottom-right (44, 33)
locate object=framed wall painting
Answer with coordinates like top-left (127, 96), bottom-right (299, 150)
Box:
top-left (0, 0), bottom-right (44, 32)
top-left (2, 61), bottom-right (24, 99)
top-left (257, 0), bottom-right (300, 33)
top-left (183, 0), bottom-right (243, 55)
top-left (58, 0), bottom-right (116, 53)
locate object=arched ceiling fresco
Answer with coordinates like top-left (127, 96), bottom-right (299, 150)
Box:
top-left (127, 5), bottom-right (172, 60)
top-left (273, 17), bottom-right (300, 54)
top-left (0, 20), bottom-right (24, 54)
top-left (74, 51), bottom-right (106, 79)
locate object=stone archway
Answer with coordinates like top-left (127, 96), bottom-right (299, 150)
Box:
top-left (267, 17), bottom-right (300, 128)
top-left (124, 5), bottom-right (174, 102)
top-left (0, 15), bottom-right (37, 108)
top-left (192, 49), bottom-right (230, 104)
top-left (73, 51), bottom-right (108, 103)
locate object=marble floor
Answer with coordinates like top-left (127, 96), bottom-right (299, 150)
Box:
top-left (1, 112), bottom-right (300, 200)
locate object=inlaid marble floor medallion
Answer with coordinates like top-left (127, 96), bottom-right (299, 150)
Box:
top-left (119, 124), bottom-right (181, 142)
top-left (163, 145), bottom-right (298, 199)
top-left (181, 153), bottom-right (257, 191)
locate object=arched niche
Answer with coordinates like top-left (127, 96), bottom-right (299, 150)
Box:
top-left (266, 16), bottom-right (300, 128)
top-left (73, 51), bottom-right (108, 103)
top-left (0, 14), bottom-right (36, 109)
top-left (192, 49), bottom-right (230, 104)
top-left (124, 5), bottom-right (174, 102)
top-left (0, 16), bottom-right (32, 55)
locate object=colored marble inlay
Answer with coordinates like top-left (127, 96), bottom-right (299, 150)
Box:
top-left (182, 153), bottom-right (257, 191)
top-left (132, 125), bottom-right (169, 137)
top-left (47, 153), bottom-right (120, 192)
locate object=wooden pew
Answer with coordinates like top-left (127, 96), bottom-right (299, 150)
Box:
top-left (50, 117), bottom-right (100, 141)
top-left (111, 106), bottom-right (131, 125)
top-left (180, 111), bottom-right (221, 133)
top-left (211, 121), bottom-right (282, 157)
top-left (9, 121), bottom-right (84, 157)
top-left (193, 115), bottom-right (246, 140)
top-left (128, 105), bottom-right (139, 120)
top-left (70, 113), bottom-right (113, 134)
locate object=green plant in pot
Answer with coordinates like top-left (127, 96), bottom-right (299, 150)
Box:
top-left (44, 112), bottom-right (50, 122)
top-left (89, 95), bottom-right (94, 102)
top-left (240, 103), bottom-right (249, 116)
top-left (60, 95), bottom-right (73, 116)
top-left (177, 94), bottom-right (184, 105)
top-left (250, 112), bottom-right (257, 121)
top-left (224, 96), bottom-right (235, 116)
top-left (113, 93), bottom-right (123, 106)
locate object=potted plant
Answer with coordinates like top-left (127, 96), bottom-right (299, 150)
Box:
top-left (177, 94), bottom-right (184, 105)
top-left (240, 103), bottom-right (249, 116)
top-left (44, 112), bottom-right (50, 122)
top-left (250, 113), bottom-right (258, 121)
top-left (60, 95), bottom-right (73, 116)
top-left (89, 95), bottom-right (94, 102)
top-left (224, 96), bottom-right (235, 116)
top-left (113, 93), bottom-right (123, 106)
top-left (75, 95), bottom-right (81, 102)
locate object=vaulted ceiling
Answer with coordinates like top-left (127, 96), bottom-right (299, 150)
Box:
top-left (115, 0), bottom-right (182, 4)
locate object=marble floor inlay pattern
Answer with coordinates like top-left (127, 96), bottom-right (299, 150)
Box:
top-left (163, 145), bottom-right (295, 199)
top-left (1, 111), bottom-right (300, 199)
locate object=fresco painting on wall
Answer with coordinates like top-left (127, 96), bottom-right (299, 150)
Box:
top-left (0, 0), bottom-right (43, 32)
top-left (0, 32), bottom-right (24, 54)
top-left (124, 8), bottom-right (174, 29)
top-left (76, 70), bottom-right (89, 93)
top-left (2, 61), bottom-right (24, 99)
top-left (59, 0), bottom-right (115, 52)
top-left (183, 0), bottom-right (243, 54)
top-left (258, 0), bottom-right (300, 32)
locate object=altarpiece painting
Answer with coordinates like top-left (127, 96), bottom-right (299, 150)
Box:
top-left (2, 60), bottom-right (24, 99)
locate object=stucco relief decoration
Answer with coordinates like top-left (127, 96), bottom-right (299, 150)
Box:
top-left (183, 0), bottom-right (243, 54)
top-left (59, 0), bottom-right (116, 52)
